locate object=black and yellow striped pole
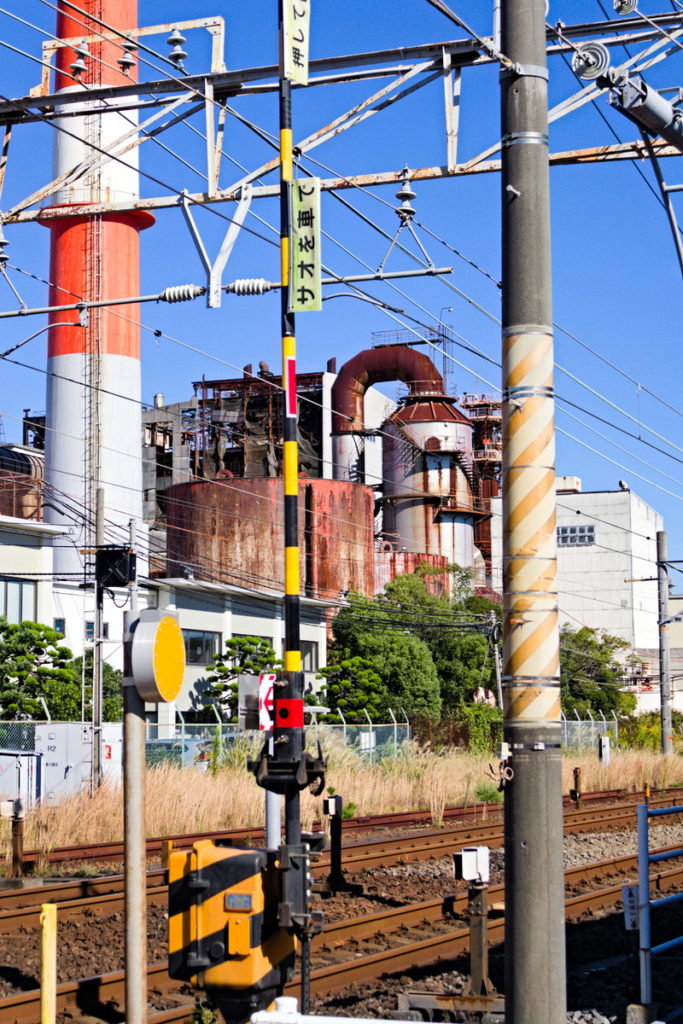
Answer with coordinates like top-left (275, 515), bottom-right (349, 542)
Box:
top-left (278, 0), bottom-right (304, 851)
top-left (248, 7), bottom-right (324, 1012)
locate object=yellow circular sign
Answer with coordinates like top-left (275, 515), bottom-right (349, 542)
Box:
top-left (152, 616), bottom-right (186, 702)
top-left (131, 612), bottom-right (186, 703)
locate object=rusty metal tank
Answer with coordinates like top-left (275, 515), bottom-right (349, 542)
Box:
top-left (165, 477), bottom-right (375, 599)
top-left (374, 548), bottom-right (452, 596)
top-left (0, 446), bottom-right (44, 520)
top-left (381, 395), bottom-right (480, 567)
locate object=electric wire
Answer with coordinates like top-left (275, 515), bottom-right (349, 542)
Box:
top-left (9, 9), bottom-right (683, 479)
top-left (0, 5), bottom-right (209, 186)
top-left (2, 12), bottom-right (679, 540)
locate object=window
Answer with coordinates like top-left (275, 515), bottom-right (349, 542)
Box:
top-left (302, 640), bottom-right (319, 673)
top-left (183, 629), bottom-right (221, 665)
top-left (53, 617), bottom-right (66, 635)
top-left (0, 577), bottom-right (36, 624)
top-left (557, 524), bottom-right (595, 547)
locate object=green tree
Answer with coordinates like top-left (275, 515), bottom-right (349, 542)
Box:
top-left (315, 656), bottom-right (389, 723)
top-left (435, 632), bottom-right (496, 708)
top-left (331, 572), bottom-right (499, 713)
top-left (560, 624), bottom-right (637, 716)
top-left (354, 631), bottom-right (442, 719)
top-left (203, 636), bottom-right (282, 722)
top-left (0, 619), bottom-right (75, 720)
top-left (69, 652), bottom-right (124, 722)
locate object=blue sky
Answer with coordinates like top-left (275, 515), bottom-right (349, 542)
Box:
top-left (0, 1), bottom-right (682, 574)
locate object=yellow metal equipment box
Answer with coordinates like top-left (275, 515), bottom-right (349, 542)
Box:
top-left (168, 840), bottom-right (295, 998)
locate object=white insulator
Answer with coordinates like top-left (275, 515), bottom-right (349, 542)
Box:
top-left (226, 278), bottom-right (274, 295)
top-left (159, 284), bottom-right (205, 303)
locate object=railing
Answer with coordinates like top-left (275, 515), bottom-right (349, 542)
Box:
top-left (433, 494), bottom-right (491, 516)
top-left (473, 447), bottom-right (503, 461)
top-left (560, 709), bottom-right (618, 750)
top-left (635, 802), bottom-right (683, 1007)
top-left (466, 407), bottom-right (502, 420)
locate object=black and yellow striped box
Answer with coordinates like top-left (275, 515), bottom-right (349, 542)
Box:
top-left (168, 840), bottom-right (295, 993)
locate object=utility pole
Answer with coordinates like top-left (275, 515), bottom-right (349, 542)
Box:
top-left (92, 486), bottom-right (105, 792)
top-left (657, 530), bottom-right (673, 754)
top-left (123, 519), bottom-right (146, 1024)
top-left (500, 1), bottom-right (566, 1022)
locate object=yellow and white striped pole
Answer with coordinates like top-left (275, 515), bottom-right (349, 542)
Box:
top-left (500, 1), bottom-right (566, 1023)
top-left (40, 903), bottom-right (57, 1024)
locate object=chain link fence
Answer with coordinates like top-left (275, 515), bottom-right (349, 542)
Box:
top-left (560, 710), bottom-right (619, 751)
top-left (0, 711), bottom-right (619, 790)
top-left (146, 721), bottom-right (411, 767)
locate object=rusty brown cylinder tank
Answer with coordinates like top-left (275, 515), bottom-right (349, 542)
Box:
top-left (165, 478), bottom-right (375, 598)
top-left (374, 549), bottom-right (451, 596)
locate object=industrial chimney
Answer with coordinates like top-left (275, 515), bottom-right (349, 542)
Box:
top-left (43, 0), bottom-right (153, 575)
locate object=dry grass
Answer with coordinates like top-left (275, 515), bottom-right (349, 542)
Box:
top-left (3, 745), bottom-right (683, 860)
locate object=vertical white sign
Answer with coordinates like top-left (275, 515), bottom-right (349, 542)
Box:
top-left (290, 177), bottom-right (322, 312)
top-left (622, 884), bottom-right (639, 930)
top-left (284, 0), bottom-right (311, 85)
top-left (258, 673), bottom-right (277, 731)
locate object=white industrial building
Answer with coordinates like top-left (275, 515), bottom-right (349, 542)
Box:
top-left (0, 514), bottom-right (331, 723)
top-left (490, 478), bottom-right (662, 650)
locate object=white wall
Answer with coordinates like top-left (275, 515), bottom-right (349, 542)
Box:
top-left (0, 517), bottom-right (66, 626)
top-left (490, 488), bottom-right (662, 648)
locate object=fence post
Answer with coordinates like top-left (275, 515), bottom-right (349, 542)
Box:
top-left (388, 708), bottom-right (398, 757)
top-left (363, 709), bottom-right (374, 763)
top-left (176, 709), bottom-right (186, 766)
top-left (401, 707), bottom-right (410, 742)
top-left (560, 710), bottom-right (567, 748)
top-left (637, 802), bottom-right (652, 1006)
top-left (612, 710), bottom-right (619, 746)
top-left (338, 708), bottom-right (347, 744)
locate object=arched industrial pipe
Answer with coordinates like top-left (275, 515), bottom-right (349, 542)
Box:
top-left (331, 345), bottom-right (444, 436)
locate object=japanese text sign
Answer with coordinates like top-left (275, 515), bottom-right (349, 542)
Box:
top-left (290, 177), bottom-right (321, 312)
top-left (284, 0), bottom-right (310, 85)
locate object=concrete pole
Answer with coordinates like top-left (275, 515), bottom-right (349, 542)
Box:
top-left (657, 530), bottom-right (673, 754)
top-left (500, 2), bottom-right (566, 1022)
top-left (123, 519), bottom-right (146, 1024)
top-left (92, 486), bottom-right (105, 791)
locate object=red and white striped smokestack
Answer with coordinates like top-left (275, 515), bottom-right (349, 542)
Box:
top-left (43, 0), bottom-right (153, 575)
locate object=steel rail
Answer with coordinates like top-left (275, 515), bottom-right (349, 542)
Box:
top-left (3, 854), bottom-right (683, 1023)
top-left (1, 804), bottom-right (680, 934)
top-left (18, 788), bottom-right (678, 869)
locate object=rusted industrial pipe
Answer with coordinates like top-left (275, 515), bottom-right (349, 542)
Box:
top-left (331, 345), bottom-right (444, 435)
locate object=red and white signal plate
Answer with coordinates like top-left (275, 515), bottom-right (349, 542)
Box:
top-left (258, 673), bottom-right (277, 731)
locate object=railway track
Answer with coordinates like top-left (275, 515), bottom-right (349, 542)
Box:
top-left (2, 848), bottom-right (682, 1024)
top-left (0, 797), bottom-right (674, 928)
top-left (18, 786), bottom-right (679, 870)
top-left (0, 798), bottom-right (671, 929)
top-left (0, 796), bottom-right (679, 931)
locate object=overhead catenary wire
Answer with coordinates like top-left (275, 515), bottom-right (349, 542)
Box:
top-left (5, 14), bottom-right (683, 486)
top-left (2, 14), bottom-right (679, 544)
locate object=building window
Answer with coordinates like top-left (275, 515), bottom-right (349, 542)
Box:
top-left (302, 640), bottom-right (319, 673)
top-left (557, 524), bottom-right (595, 547)
top-left (0, 577), bottom-right (37, 624)
top-left (53, 617), bottom-right (66, 635)
top-left (183, 629), bottom-right (221, 665)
